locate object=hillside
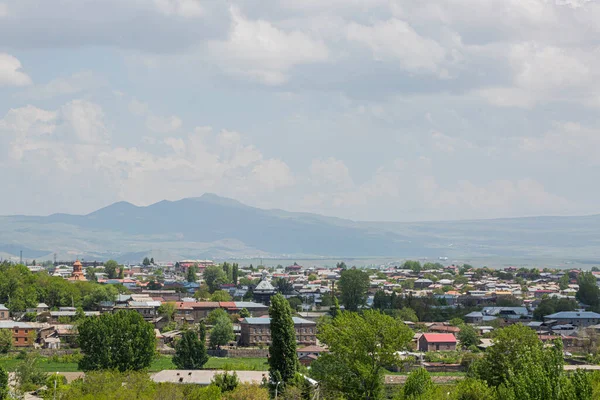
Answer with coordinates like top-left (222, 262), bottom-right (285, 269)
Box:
top-left (1, 194), bottom-right (599, 262)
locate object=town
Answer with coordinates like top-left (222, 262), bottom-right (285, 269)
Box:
top-left (1, 258), bottom-right (600, 399)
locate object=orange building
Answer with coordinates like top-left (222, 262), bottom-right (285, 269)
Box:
top-left (0, 322), bottom-right (40, 347)
top-left (69, 260), bottom-right (87, 281)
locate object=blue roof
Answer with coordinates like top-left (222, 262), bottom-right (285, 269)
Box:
top-left (544, 311), bottom-right (600, 319)
top-left (243, 317), bottom-right (315, 325)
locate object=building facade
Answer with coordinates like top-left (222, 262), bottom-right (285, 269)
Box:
top-left (239, 317), bottom-right (316, 346)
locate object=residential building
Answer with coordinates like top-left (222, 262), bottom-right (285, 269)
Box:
top-left (417, 333), bottom-right (457, 352)
top-left (0, 321), bottom-right (42, 347)
top-left (239, 317), bottom-right (316, 346)
top-left (0, 304), bottom-right (8, 320)
top-left (544, 311), bottom-right (600, 328)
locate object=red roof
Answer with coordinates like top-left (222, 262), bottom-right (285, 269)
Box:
top-left (219, 302), bottom-right (237, 309)
top-left (421, 333), bottom-right (457, 343)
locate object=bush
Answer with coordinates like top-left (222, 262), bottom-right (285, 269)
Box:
top-left (212, 371), bottom-right (239, 393)
top-left (424, 351), bottom-right (461, 364)
top-left (452, 378), bottom-right (494, 400)
top-left (400, 367), bottom-right (434, 399)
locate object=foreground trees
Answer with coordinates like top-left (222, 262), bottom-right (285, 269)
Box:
top-left (173, 325), bottom-right (209, 369)
top-left (78, 311), bottom-right (156, 372)
top-left (312, 310), bottom-right (413, 400)
top-left (268, 293), bottom-right (299, 386)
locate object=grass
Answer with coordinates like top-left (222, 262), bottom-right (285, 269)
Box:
top-left (0, 354), bottom-right (268, 373)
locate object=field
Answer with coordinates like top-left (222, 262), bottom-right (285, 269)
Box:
top-left (0, 354), bottom-right (268, 373)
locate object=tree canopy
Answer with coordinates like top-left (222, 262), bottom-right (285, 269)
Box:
top-left (173, 325), bottom-right (209, 369)
top-left (577, 272), bottom-right (600, 310)
top-left (78, 310), bottom-right (156, 372)
top-left (203, 266), bottom-right (228, 293)
top-left (268, 293), bottom-right (299, 386)
top-left (338, 268), bottom-right (370, 312)
top-left (311, 310), bottom-right (413, 400)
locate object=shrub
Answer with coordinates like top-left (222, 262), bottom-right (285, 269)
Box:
top-left (401, 367), bottom-right (434, 399)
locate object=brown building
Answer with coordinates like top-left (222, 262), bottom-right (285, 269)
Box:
top-left (239, 317), bottom-right (316, 346)
top-left (174, 301), bottom-right (269, 323)
top-left (0, 321), bottom-right (41, 347)
top-left (417, 333), bottom-right (457, 352)
top-left (69, 260), bottom-right (87, 281)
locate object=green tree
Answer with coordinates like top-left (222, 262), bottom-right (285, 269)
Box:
top-left (401, 367), bottom-right (434, 399)
top-left (78, 310), bottom-right (156, 372)
top-left (173, 326), bottom-right (209, 369)
top-left (103, 260), bottom-right (119, 279)
top-left (142, 257), bottom-right (150, 266)
top-left (86, 267), bottom-right (98, 282)
top-left (402, 260), bottom-right (422, 273)
top-left (394, 307), bottom-right (419, 322)
top-left (210, 315), bottom-right (235, 349)
top-left (203, 266), bottom-right (227, 293)
top-left (457, 324), bottom-right (478, 349)
top-left (157, 302), bottom-right (176, 322)
top-left (150, 257), bottom-right (154, 265)
top-left (338, 268), bottom-right (370, 312)
top-left (210, 290), bottom-right (232, 302)
top-left (533, 297), bottom-right (578, 321)
top-left (452, 378), bottom-right (495, 400)
top-left (559, 274), bottom-right (570, 290)
top-left (232, 264), bottom-right (239, 286)
top-left (212, 371), bottom-right (239, 393)
top-left (194, 283), bottom-right (211, 300)
top-left (0, 365), bottom-right (8, 400)
top-left (330, 296), bottom-right (340, 318)
top-left (311, 310), bottom-right (413, 400)
top-left (373, 290), bottom-right (389, 310)
top-left (187, 264), bottom-right (199, 283)
top-left (0, 330), bottom-right (12, 354)
top-left (577, 272), bottom-right (600, 310)
top-left (207, 308), bottom-right (229, 325)
top-left (239, 308), bottom-right (250, 318)
top-left (268, 293), bottom-right (299, 386)
top-left (274, 278), bottom-right (294, 295)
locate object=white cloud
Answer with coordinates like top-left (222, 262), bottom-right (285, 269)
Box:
top-left (310, 157), bottom-right (353, 188)
top-left (19, 71), bottom-right (105, 99)
top-left (0, 53), bottom-right (32, 86)
top-left (59, 100), bottom-right (109, 144)
top-left (153, 0), bottom-right (204, 18)
top-left (146, 114), bottom-right (182, 133)
top-left (128, 99), bottom-right (149, 116)
top-left (251, 159), bottom-right (295, 190)
top-left (208, 7), bottom-right (329, 84)
top-left (346, 18), bottom-right (449, 76)
top-left (520, 122), bottom-right (600, 165)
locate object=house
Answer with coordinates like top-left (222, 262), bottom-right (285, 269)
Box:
top-left (543, 311), bottom-right (600, 328)
top-left (417, 333), bottom-right (457, 352)
top-left (253, 280), bottom-right (276, 305)
top-left (464, 312), bottom-right (483, 324)
top-left (414, 279), bottom-right (433, 289)
top-left (0, 321), bottom-right (42, 347)
top-left (239, 317), bottom-right (316, 346)
top-left (481, 307), bottom-right (531, 320)
top-left (297, 345), bottom-right (328, 366)
top-left (0, 304), bottom-right (8, 320)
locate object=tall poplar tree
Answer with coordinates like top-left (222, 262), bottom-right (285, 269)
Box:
top-left (268, 293), bottom-right (298, 385)
top-left (173, 324), bottom-right (209, 369)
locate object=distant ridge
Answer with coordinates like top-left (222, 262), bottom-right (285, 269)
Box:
top-left (0, 193), bottom-right (599, 261)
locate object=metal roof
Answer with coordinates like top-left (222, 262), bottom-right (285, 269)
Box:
top-left (242, 317), bottom-right (315, 325)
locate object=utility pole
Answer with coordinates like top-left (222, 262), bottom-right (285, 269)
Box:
top-left (20, 250), bottom-right (22, 264)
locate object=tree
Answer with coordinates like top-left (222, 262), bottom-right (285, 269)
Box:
top-left (232, 264), bottom-right (239, 286)
top-left (203, 266), bottom-right (227, 293)
top-left (452, 378), bottom-right (495, 400)
top-left (373, 290), bottom-right (389, 310)
top-left (194, 283), bottom-right (211, 300)
top-left (187, 264), bottom-right (199, 283)
top-left (457, 324), bottom-right (478, 349)
top-left (268, 293), bottom-right (299, 386)
top-left (311, 310), bottom-right (413, 400)
top-left (207, 308), bottom-right (230, 325)
top-left (394, 307), bottom-right (418, 323)
top-left (239, 308), bottom-right (250, 318)
top-left (210, 290), bottom-right (232, 302)
top-left (78, 310), bottom-right (156, 372)
top-left (142, 257), bottom-right (150, 266)
top-left (223, 384), bottom-right (269, 400)
top-left (533, 297), bottom-right (578, 321)
top-left (212, 371), bottom-right (239, 393)
top-left (158, 302), bottom-right (176, 322)
top-left (103, 260), bottom-right (119, 279)
top-left (559, 274), bottom-right (570, 290)
top-left (402, 260), bottom-right (422, 273)
top-left (274, 278), bottom-right (294, 295)
top-left (577, 272), bottom-right (600, 310)
top-left (118, 266), bottom-right (125, 279)
top-left (0, 366), bottom-right (8, 400)
top-left (173, 326), bottom-right (209, 369)
top-left (86, 267), bottom-right (98, 282)
top-left (330, 297), bottom-right (340, 319)
top-left (401, 367), bottom-right (434, 399)
top-left (0, 330), bottom-right (12, 354)
top-left (210, 314), bottom-right (235, 349)
top-left (338, 268), bottom-right (370, 312)
top-left (150, 257), bottom-right (154, 265)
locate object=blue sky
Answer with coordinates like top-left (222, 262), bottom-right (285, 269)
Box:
top-left (1, 0), bottom-right (600, 221)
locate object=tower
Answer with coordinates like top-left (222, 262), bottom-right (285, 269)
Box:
top-left (71, 260), bottom-right (86, 281)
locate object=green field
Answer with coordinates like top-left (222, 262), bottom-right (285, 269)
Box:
top-left (0, 355), bottom-right (268, 373)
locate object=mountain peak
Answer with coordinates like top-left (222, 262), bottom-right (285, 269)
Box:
top-left (188, 193), bottom-right (249, 208)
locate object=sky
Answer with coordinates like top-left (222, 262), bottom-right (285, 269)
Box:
top-left (1, 0), bottom-right (599, 222)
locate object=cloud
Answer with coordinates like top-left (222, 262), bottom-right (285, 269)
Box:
top-left (146, 114), bottom-right (182, 133)
top-left (346, 18), bottom-right (450, 76)
top-left (153, 0), bottom-right (204, 18)
top-left (19, 71), bottom-right (106, 100)
top-left (309, 157), bottom-right (353, 188)
top-left (207, 7), bottom-right (329, 84)
top-left (0, 53), bottom-right (32, 86)
top-left (520, 122), bottom-right (600, 165)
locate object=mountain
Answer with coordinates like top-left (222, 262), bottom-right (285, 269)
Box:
top-left (1, 193), bottom-right (599, 263)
